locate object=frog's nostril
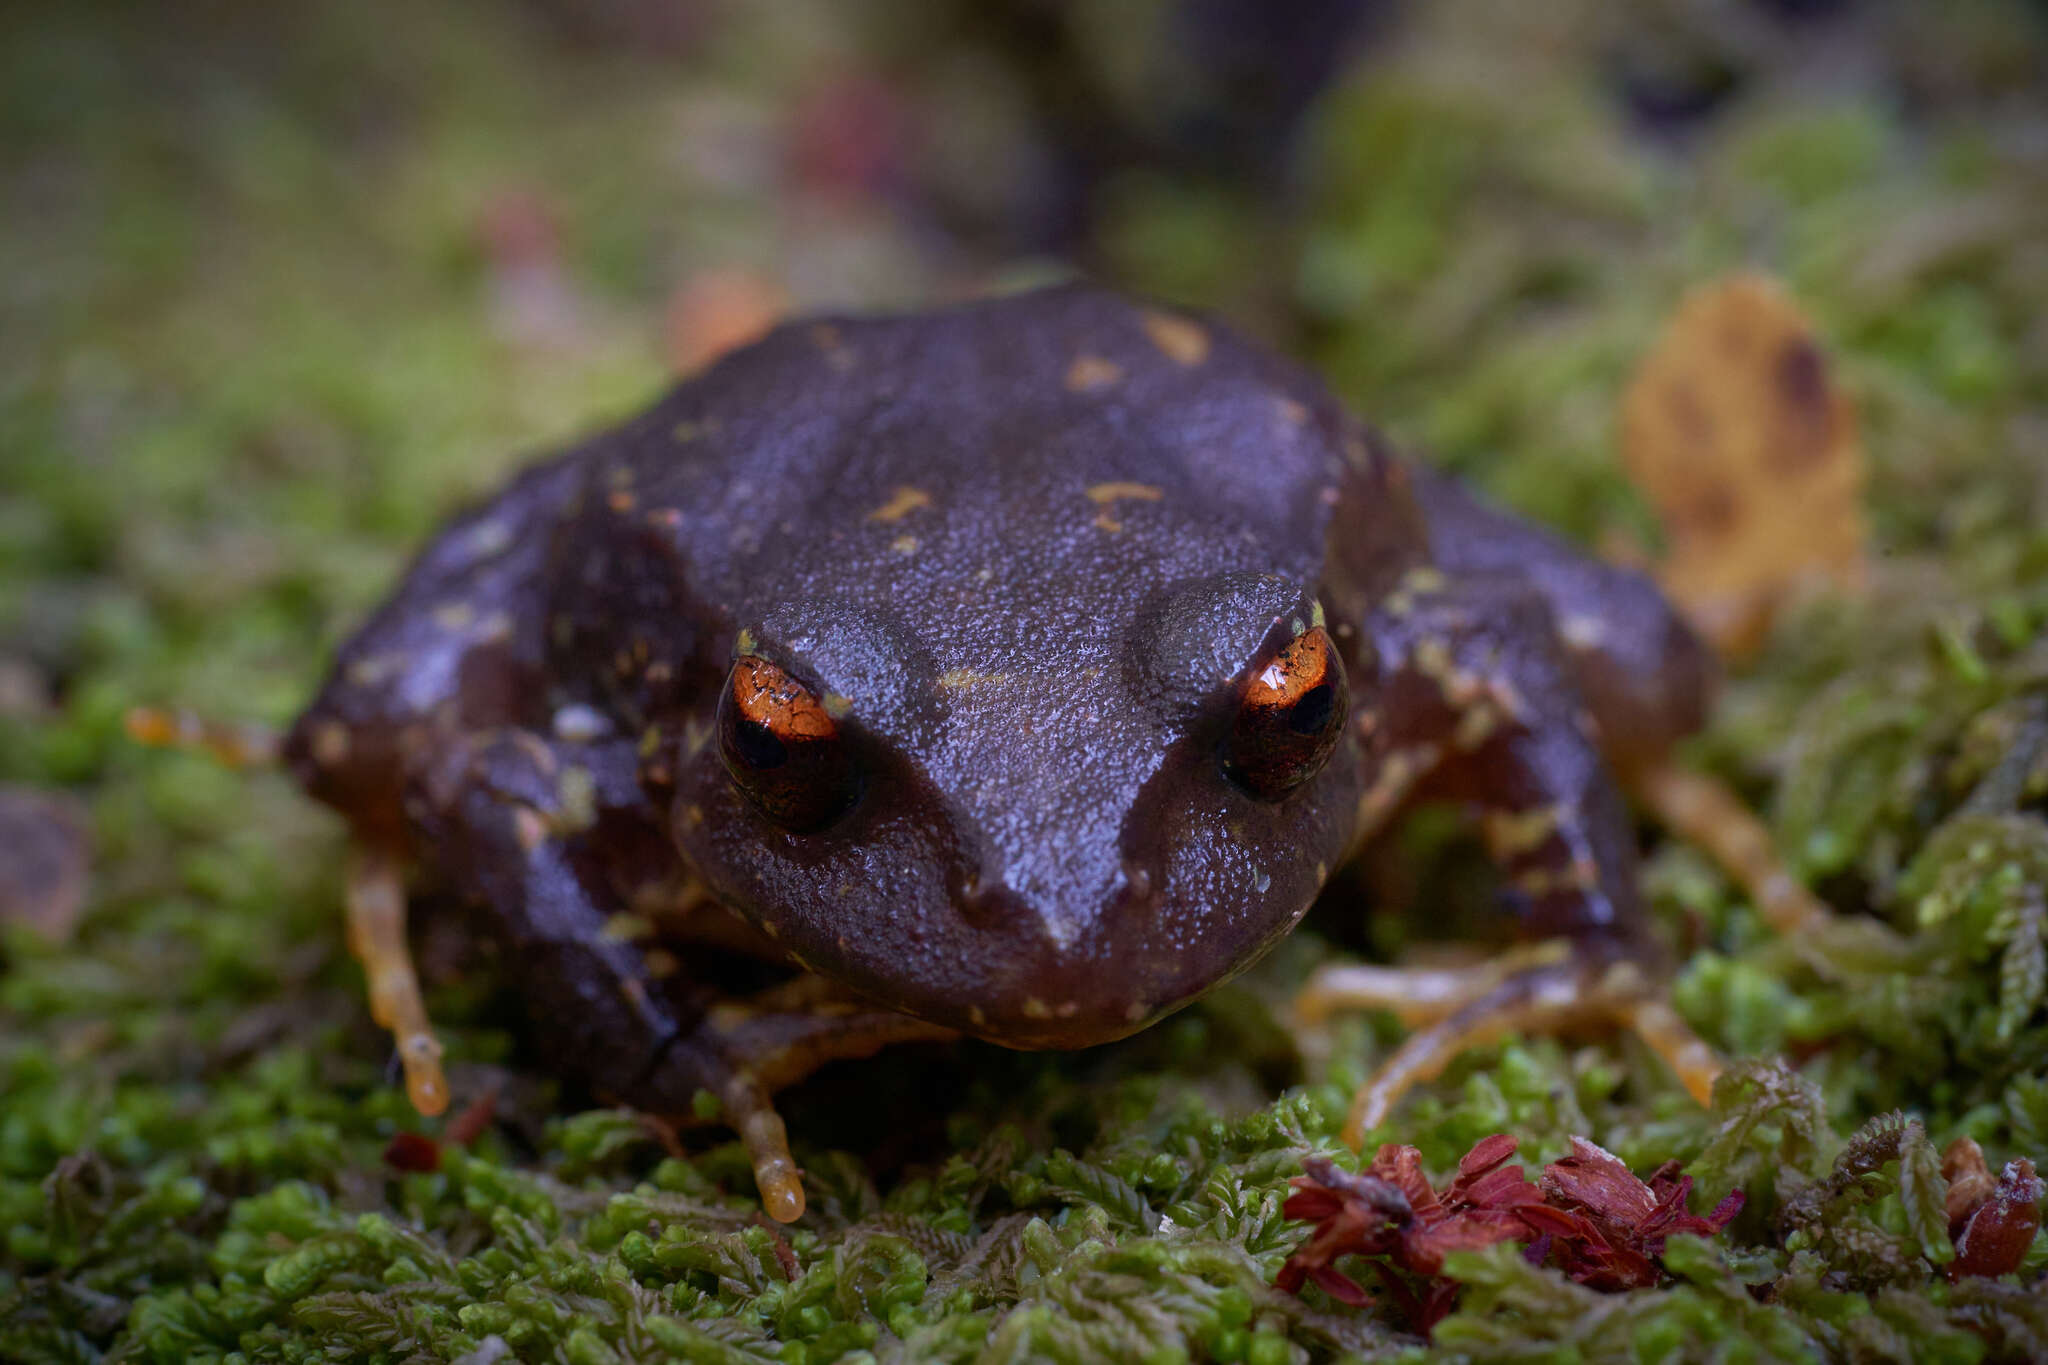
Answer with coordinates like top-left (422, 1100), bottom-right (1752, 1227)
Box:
top-left (1118, 859), bottom-right (1158, 909)
top-left (952, 873), bottom-right (1030, 930)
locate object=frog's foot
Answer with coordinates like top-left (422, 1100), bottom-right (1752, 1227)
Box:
top-left (1296, 940), bottom-right (1721, 1149)
top-left (1632, 761), bottom-right (1831, 936)
top-left (642, 978), bottom-right (958, 1223)
top-left (343, 845), bottom-right (449, 1116)
top-left (125, 705), bottom-right (280, 769)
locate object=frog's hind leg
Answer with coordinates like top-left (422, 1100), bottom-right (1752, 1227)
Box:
top-left (1298, 944), bottom-right (1720, 1148)
top-left (1411, 465), bottom-right (1832, 934)
top-left (344, 846), bottom-right (450, 1116)
top-left (1631, 762), bottom-right (1830, 936)
top-left (1316, 569), bottom-right (1725, 1143)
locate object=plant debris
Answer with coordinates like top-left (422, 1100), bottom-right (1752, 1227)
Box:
top-left (1277, 1135), bottom-right (1744, 1331)
top-left (1620, 272), bottom-right (1869, 657)
top-left (0, 786), bottom-right (91, 943)
top-left (1944, 1138), bottom-right (2044, 1282)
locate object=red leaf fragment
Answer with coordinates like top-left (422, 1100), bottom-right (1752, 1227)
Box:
top-left (1309, 1263), bottom-right (1374, 1306)
top-left (1949, 1157), bottom-right (2043, 1282)
top-left (383, 1132), bottom-right (441, 1173)
top-left (1277, 1133), bottom-right (1747, 1331)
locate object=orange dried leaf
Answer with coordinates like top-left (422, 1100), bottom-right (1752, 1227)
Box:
top-left (666, 267), bottom-right (787, 376)
top-left (1620, 273), bottom-right (1868, 658)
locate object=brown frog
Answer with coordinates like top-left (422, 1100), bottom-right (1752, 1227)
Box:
top-left (255, 284), bottom-right (1815, 1221)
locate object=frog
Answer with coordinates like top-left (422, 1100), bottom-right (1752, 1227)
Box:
top-left (273, 282), bottom-right (1813, 1222)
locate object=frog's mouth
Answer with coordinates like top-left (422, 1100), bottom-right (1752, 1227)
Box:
top-left (674, 648), bottom-right (1369, 1052)
top-left (724, 806), bottom-right (1342, 1055)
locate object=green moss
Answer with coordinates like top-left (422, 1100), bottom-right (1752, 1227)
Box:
top-left (4, 1), bottom-right (2046, 1360)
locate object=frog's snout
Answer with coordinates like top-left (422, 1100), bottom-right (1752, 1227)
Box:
top-left (922, 861), bottom-right (1216, 1051)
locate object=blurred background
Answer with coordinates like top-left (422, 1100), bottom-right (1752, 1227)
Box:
top-left (4, 0), bottom-right (2044, 721)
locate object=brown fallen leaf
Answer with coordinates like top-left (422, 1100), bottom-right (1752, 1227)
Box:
top-left (0, 785), bottom-right (91, 943)
top-left (1620, 272), bottom-right (1868, 658)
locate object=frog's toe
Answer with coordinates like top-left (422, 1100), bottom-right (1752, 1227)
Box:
top-left (344, 845), bottom-right (449, 1117)
top-left (1302, 940), bottom-right (1721, 1149)
top-left (1632, 760), bottom-right (1832, 936)
top-left (639, 979), bottom-right (957, 1223)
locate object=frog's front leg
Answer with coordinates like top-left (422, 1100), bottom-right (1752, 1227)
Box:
top-left (1305, 570), bottom-right (1721, 1146)
top-left (403, 729), bottom-right (951, 1221)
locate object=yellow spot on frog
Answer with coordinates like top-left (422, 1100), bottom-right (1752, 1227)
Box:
top-left (607, 489), bottom-right (636, 513)
top-left (1064, 354), bottom-right (1123, 392)
top-left (1275, 396), bottom-right (1310, 427)
top-left (309, 720), bottom-right (351, 767)
top-left (890, 534), bottom-right (920, 556)
top-left (1022, 997), bottom-right (1052, 1019)
top-left (1354, 743), bottom-right (1440, 840)
top-left (1453, 701), bottom-right (1503, 751)
top-left (512, 805), bottom-right (549, 854)
top-left (601, 913), bottom-right (655, 943)
top-left (937, 668), bottom-right (1009, 692)
top-left (867, 485), bottom-right (933, 522)
top-left (709, 1003), bottom-right (755, 1031)
top-left (431, 601), bottom-right (476, 632)
top-left (1141, 310), bottom-right (1210, 366)
top-left (554, 765), bottom-right (598, 834)
top-left (1482, 805), bottom-right (1563, 858)
top-left (460, 519), bottom-right (514, 562)
top-left (1412, 637), bottom-right (1454, 682)
top-left (822, 692), bottom-right (854, 719)
top-left (1559, 614), bottom-right (1607, 650)
top-left (345, 652), bottom-right (404, 688)
top-left (1085, 480), bottom-right (1164, 533)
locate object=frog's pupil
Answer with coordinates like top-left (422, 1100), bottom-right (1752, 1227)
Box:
top-left (1287, 682), bottom-right (1335, 736)
top-left (732, 717), bottom-right (787, 770)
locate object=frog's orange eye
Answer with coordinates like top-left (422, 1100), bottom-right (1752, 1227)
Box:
top-left (1224, 625), bottom-right (1348, 800)
top-left (718, 655), bottom-right (858, 831)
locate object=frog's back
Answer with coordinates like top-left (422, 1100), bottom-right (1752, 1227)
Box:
top-left (603, 284), bottom-right (1375, 623)
top-left (291, 286), bottom-right (1429, 952)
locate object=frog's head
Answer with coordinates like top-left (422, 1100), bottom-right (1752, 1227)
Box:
top-left (670, 571), bottom-right (1376, 1049)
